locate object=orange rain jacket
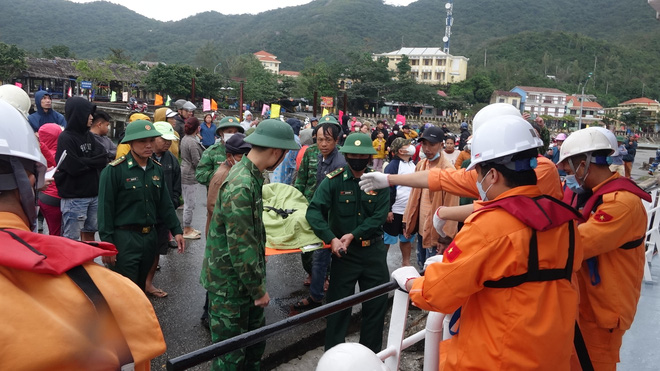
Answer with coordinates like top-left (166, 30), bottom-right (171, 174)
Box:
top-left (568, 174), bottom-right (650, 365)
top-left (410, 186), bottom-right (583, 370)
top-left (0, 212), bottom-right (165, 371)
top-left (427, 155), bottom-right (563, 200)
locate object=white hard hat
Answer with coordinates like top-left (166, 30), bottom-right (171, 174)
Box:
top-left (466, 114), bottom-right (543, 172)
top-left (316, 343), bottom-right (389, 371)
top-left (472, 103), bottom-right (521, 133)
top-left (558, 127), bottom-right (615, 164)
top-left (0, 84), bottom-right (31, 119)
top-left (0, 99), bottom-right (48, 229)
top-left (591, 126), bottom-right (619, 156)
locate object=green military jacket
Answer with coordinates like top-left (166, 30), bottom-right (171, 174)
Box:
top-left (294, 144), bottom-right (321, 202)
top-left (98, 152), bottom-right (183, 245)
top-left (306, 167), bottom-right (389, 246)
top-left (201, 156), bottom-right (267, 301)
top-left (195, 141), bottom-right (226, 186)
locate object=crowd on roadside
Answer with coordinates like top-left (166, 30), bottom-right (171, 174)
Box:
top-left (0, 84), bottom-right (651, 371)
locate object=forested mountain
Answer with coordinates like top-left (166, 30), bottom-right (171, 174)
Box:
top-left (1, 0), bottom-right (658, 71)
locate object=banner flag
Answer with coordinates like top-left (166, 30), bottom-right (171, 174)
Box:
top-left (211, 99), bottom-right (217, 111)
top-left (262, 104), bottom-right (270, 116)
top-left (271, 104), bottom-right (281, 118)
top-left (203, 98), bottom-right (211, 111)
top-left (396, 114), bottom-right (406, 125)
top-left (154, 94), bottom-right (163, 106)
top-left (111, 91), bottom-right (117, 102)
top-left (322, 108), bottom-right (329, 117)
top-left (166, 95), bottom-right (171, 106)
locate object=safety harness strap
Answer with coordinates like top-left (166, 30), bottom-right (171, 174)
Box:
top-left (485, 222), bottom-right (575, 288)
top-left (66, 265), bottom-right (135, 371)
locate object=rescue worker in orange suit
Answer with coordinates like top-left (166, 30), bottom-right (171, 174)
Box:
top-left (390, 115), bottom-right (584, 370)
top-left (358, 103), bottom-right (563, 204)
top-left (0, 98), bottom-right (165, 369)
top-left (558, 127), bottom-right (650, 370)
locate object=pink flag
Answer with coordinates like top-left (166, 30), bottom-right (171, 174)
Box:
top-left (203, 98), bottom-right (211, 112)
top-left (339, 110), bottom-right (344, 125)
top-left (67, 87), bottom-right (72, 97)
top-left (14, 82), bottom-right (22, 88)
top-left (396, 114), bottom-right (406, 125)
top-left (262, 104), bottom-right (270, 116)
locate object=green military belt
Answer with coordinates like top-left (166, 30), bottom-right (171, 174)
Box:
top-left (354, 235), bottom-right (383, 247)
top-left (117, 224), bottom-right (154, 234)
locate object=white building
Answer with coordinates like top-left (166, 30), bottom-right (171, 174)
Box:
top-left (253, 50), bottom-right (281, 74)
top-left (372, 47), bottom-right (469, 84)
top-left (511, 86), bottom-right (568, 118)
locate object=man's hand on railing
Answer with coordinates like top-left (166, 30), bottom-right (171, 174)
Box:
top-left (391, 266), bottom-right (420, 292)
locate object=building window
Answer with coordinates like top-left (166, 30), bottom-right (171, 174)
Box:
top-left (423, 59), bottom-right (432, 66)
top-left (499, 98), bottom-right (505, 103)
top-left (410, 59), bottom-right (419, 66)
top-left (512, 99), bottom-right (518, 107)
top-left (422, 72), bottom-right (432, 80)
top-left (437, 59), bottom-right (446, 66)
top-left (435, 72), bottom-right (444, 80)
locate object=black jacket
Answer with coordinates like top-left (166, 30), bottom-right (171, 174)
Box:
top-left (55, 97), bottom-right (107, 198)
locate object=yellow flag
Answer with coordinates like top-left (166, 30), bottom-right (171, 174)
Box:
top-left (211, 99), bottom-right (217, 111)
top-left (322, 108), bottom-right (329, 117)
top-left (154, 94), bottom-right (163, 106)
top-left (271, 104), bottom-right (281, 118)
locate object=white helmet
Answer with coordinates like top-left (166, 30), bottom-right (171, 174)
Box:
top-left (466, 114), bottom-right (543, 171)
top-left (591, 126), bottom-right (619, 156)
top-left (316, 343), bottom-right (389, 371)
top-left (0, 84), bottom-right (31, 119)
top-left (0, 99), bottom-right (47, 229)
top-left (558, 127), bottom-right (615, 164)
top-left (472, 103), bottom-right (521, 133)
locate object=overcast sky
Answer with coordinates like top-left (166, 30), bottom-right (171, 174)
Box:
top-left (68, 0), bottom-right (418, 22)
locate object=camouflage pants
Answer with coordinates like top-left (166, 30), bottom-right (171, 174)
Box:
top-left (208, 292), bottom-right (265, 371)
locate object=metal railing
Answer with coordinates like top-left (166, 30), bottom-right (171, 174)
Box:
top-left (167, 279), bottom-right (446, 371)
top-left (167, 281), bottom-right (400, 370)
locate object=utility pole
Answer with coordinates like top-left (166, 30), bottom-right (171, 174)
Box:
top-left (443, 1), bottom-right (454, 54)
top-left (578, 72), bottom-right (593, 130)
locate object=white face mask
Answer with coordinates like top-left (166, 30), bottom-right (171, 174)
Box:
top-left (406, 146), bottom-right (416, 156)
top-left (224, 133), bottom-right (234, 142)
top-left (476, 169), bottom-right (494, 201)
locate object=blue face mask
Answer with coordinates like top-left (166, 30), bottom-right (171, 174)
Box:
top-left (564, 174), bottom-right (585, 194)
top-left (476, 170), bottom-right (493, 201)
top-left (429, 152), bottom-right (440, 161)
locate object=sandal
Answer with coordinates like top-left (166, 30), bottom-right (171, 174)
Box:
top-left (147, 288), bottom-right (168, 298)
top-left (293, 296), bottom-right (322, 310)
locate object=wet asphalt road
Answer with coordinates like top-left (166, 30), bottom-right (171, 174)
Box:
top-left (146, 148), bottom-right (660, 370)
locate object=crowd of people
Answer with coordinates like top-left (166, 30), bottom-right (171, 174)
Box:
top-left (0, 85), bottom-right (651, 371)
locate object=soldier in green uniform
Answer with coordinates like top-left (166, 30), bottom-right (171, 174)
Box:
top-left (201, 119), bottom-right (300, 371)
top-left (98, 120), bottom-right (185, 291)
top-left (195, 116), bottom-right (243, 186)
top-left (306, 132), bottom-right (390, 353)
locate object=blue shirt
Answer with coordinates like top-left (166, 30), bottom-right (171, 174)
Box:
top-left (199, 123), bottom-right (217, 147)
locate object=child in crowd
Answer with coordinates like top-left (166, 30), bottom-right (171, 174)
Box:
top-left (372, 131), bottom-right (387, 172)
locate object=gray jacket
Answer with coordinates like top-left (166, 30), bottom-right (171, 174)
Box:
top-left (180, 134), bottom-right (204, 184)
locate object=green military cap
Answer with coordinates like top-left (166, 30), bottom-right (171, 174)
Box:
top-left (216, 116), bottom-right (244, 135)
top-left (390, 137), bottom-right (412, 154)
top-left (319, 115), bottom-right (340, 126)
top-left (245, 119), bottom-right (300, 150)
top-left (616, 135), bottom-right (625, 142)
top-left (121, 120), bottom-right (162, 143)
top-left (339, 133), bottom-right (377, 155)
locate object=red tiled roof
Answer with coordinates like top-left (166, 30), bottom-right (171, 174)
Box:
top-left (493, 90), bottom-right (520, 97)
top-left (514, 86), bottom-right (566, 94)
top-left (622, 97), bottom-right (659, 105)
top-left (279, 70), bottom-right (300, 76)
top-left (254, 50), bottom-right (279, 62)
top-left (566, 96), bottom-right (603, 109)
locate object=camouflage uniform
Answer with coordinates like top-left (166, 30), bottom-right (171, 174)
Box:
top-left (195, 142), bottom-right (226, 186)
top-left (201, 155), bottom-right (266, 371)
top-left (294, 143), bottom-right (321, 276)
top-left (294, 144), bottom-right (321, 202)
